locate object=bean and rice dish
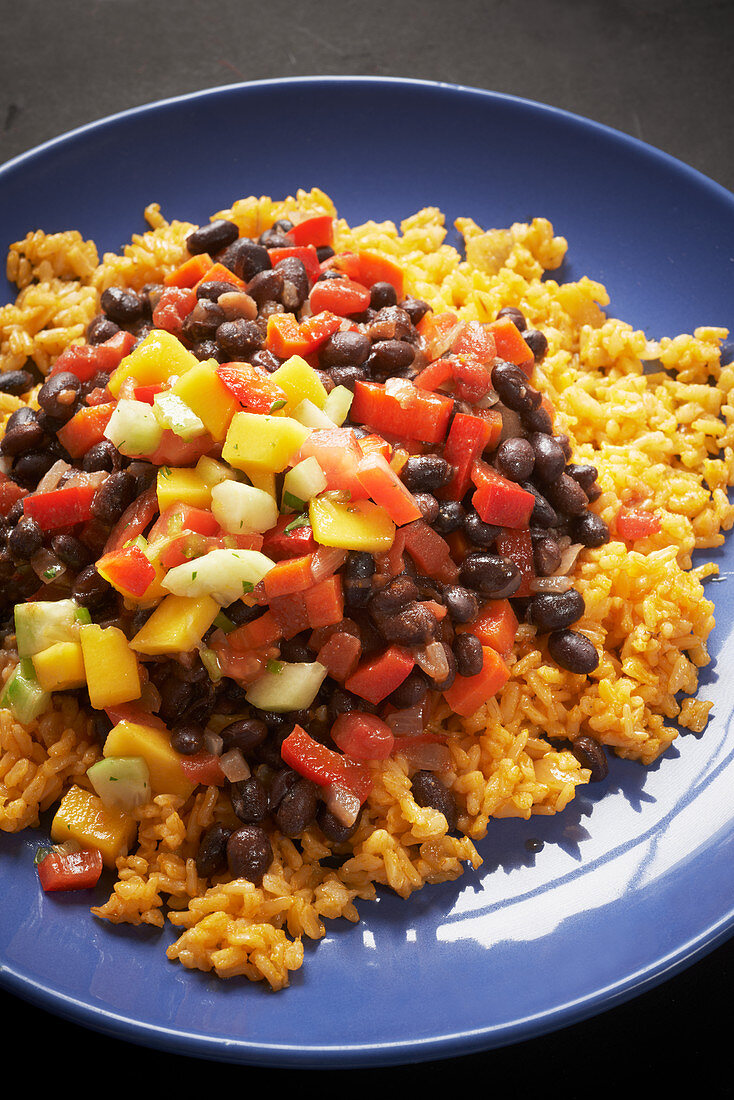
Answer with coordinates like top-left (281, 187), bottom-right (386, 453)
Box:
top-left (0, 188), bottom-right (731, 990)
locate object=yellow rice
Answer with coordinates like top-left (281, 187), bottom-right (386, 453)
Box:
top-left (1, 187), bottom-right (732, 990)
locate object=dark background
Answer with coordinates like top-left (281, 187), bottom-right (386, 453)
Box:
top-left (2, 0), bottom-right (733, 1090)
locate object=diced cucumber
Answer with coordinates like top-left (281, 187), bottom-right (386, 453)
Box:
top-left (104, 398), bottom-right (164, 457)
top-left (291, 398), bottom-right (338, 430)
top-left (153, 391), bottom-right (207, 441)
top-left (15, 598), bottom-right (85, 657)
top-left (0, 659), bottom-right (51, 724)
top-left (282, 457), bottom-right (328, 512)
top-left (210, 479), bottom-right (278, 535)
top-left (322, 385), bottom-right (353, 426)
top-left (162, 548), bottom-right (276, 605)
top-left (245, 660), bottom-right (328, 713)
top-left (87, 755), bottom-right (151, 811)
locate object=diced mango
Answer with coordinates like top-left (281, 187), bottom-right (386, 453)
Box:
top-left (156, 466), bottom-right (212, 511)
top-left (242, 466), bottom-right (277, 498)
top-left (79, 624), bottom-right (142, 710)
top-left (309, 496), bottom-right (395, 552)
top-left (103, 719), bottom-right (195, 800)
top-left (32, 641), bottom-right (86, 692)
top-left (108, 330), bottom-right (198, 397)
top-left (51, 784), bottom-right (137, 867)
top-left (222, 411), bottom-right (311, 474)
top-left (170, 359), bottom-right (238, 442)
top-left (129, 594), bottom-right (219, 655)
top-left (270, 355), bottom-right (329, 413)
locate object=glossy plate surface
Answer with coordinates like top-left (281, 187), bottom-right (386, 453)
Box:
top-left (1, 77), bottom-right (734, 1067)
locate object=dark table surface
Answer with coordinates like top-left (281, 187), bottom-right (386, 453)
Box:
top-left (2, 0), bottom-right (733, 1089)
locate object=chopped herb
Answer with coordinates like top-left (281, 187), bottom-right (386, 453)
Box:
top-left (282, 490), bottom-right (306, 513)
top-left (284, 512), bottom-right (311, 533)
top-left (213, 611), bottom-right (235, 634)
top-left (34, 847), bottom-right (52, 865)
top-left (266, 659), bottom-right (284, 675)
top-left (269, 398), bottom-right (287, 412)
top-left (241, 580), bottom-right (254, 594)
top-left (159, 466), bottom-right (171, 478)
top-left (192, 570), bottom-right (198, 580)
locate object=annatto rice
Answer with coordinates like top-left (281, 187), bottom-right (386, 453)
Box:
top-left (0, 187), bottom-right (732, 989)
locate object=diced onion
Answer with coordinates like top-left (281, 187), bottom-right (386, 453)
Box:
top-left (219, 748), bottom-right (251, 783)
top-left (64, 469), bottom-right (108, 490)
top-left (204, 730), bottom-right (224, 756)
top-left (386, 703), bottom-right (427, 737)
top-left (35, 459), bottom-right (71, 494)
top-left (394, 740), bottom-right (452, 773)
top-left (310, 545), bottom-right (348, 583)
top-left (31, 548), bottom-right (66, 584)
top-left (413, 641), bottom-right (449, 682)
top-left (529, 576), bottom-right (575, 593)
top-left (324, 783), bottom-right (361, 827)
top-left (554, 542), bottom-right (584, 576)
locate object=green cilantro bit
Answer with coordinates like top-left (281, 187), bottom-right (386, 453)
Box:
top-left (266, 659), bottom-right (284, 675)
top-left (284, 512), bottom-right (311, 534)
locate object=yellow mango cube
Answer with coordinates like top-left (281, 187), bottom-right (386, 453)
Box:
top-left (156, 466), bottom-right (212, 511)
top-left (309, 497), bottom-right (395, 552)
top-left (51, 784), bottom-right (137, 867)
top-left (129, 594), bottom-right (219, 655)
top-left (108, 330), bottom-right (198, 397)
top-left (270, 355), bottom-right (328, 413)
top-left (32, 641), bottom-right (86, 692)
top-left (79, 624), bottom-right (142, 710)
top-left (170, 359), bottom-right (238, 441)
top-left (222, 411), bottom-right (310, 474)
top-left (103, 719), bottom-right (195, 800)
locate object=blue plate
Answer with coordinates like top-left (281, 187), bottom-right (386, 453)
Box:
top-left (2, 77), bottom-right (734, 1068)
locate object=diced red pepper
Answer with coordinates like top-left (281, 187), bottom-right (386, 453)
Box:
top-left (316, 630), bottom-right (362, 682)
top-left (303, 575), bottom-right (344, 630)
top-left (268, 244), bottom-right (322, 285)
top-left (0, 474), bottom-right (26, 517)
top-left (56, 402), bottom-right (116, 459)
top-left (442, 645), bottom-right (511, 716)
top-left (96, 543), bottom-right (156, 598)
top-left (615, 506), bottom-right (661, 540)
top-left (356, 452), bottom-right (423, 526)
top-left (401, 520), bottom-right (459, 583)
top-left (23, 483), bottom-right (97, 530)
top-left (357, 433), bottom-right (392, 460)
top-left (350, 380), bottom-right (454, 445)
top-left (90, 330), bottom-right (137, 374)
top-left (163, 252), bottom-right (213, 288)
top-left (345, 645), bottom-right (415, 705)
top-left (417, 310), bottom-right (463, 360)
top-left (414, 356), bottom-right (454, 392)
top-left (228, 610), bottom-right (283, 652)
top-left (179, 751), bottom-right (226, 787)
top-left (193, 261), bottom-right (246, 293)
top-left (487, 317), bottom-right (534, 373)
top-left (285, 214), bottom-right (335, 249)
top-left (440, 411), bottom-right (497, 500)
top-left (152, 286), bottom-right (197, 337)
top-left (297, 310), bottom-right (343, 351)
top-left (332, 711), bottom-right (395, 761)
top-left (266, 313), bottom-right (312, 358)
top-left (261, 514), bottom-right (318, 561)
top-left (309, 276), bottom-right (371, 318)
top-left (280, 724), bottom-right (373, 803)
top-left (458, 600), bottom-right (518, 658)
top-left (37, 848), bottom-right (104, 892)
top-left (261, 553), bottom-right (315, 600)
top-left (471, 460), bottom-right (535, 529)
top-left (330, 250), bottom-right (405, 297)
top-left (216, 362), bottom-right (289, 413)
top-left (133, 382), bottom-right (168, 405)
top-left (495, 527), bottom-right (535, 597)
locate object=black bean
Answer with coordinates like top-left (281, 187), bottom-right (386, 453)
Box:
top-left (381, 602), bottom-right (439, 646)
top-left (196, 823), bottom-right (232, 878)
top-left (86, 314), bottom-right (120, 344)
top-left (370, 281), bottom-right (398, 309)
top-left (181, 298), bottom-right (225, 342)
top-left (566, 463), bottom-right (599, 490)
top-left (0, 414), bottom-right (44, 457)
top-left (570, 734), bottom-right (609, 781)
top-left (433, 499), bottom-right (465, 535)
top-left (523, 329), bottom-right (548, 362)
top-left (100, 286), bottom-right (144, 325)
top-left (249, 349), bottom-right (282, 374)
top-left (401, 297), bottom-right (431, 326)
top-left (215, 318), bottom-right (263, 359)
top-left (7, 516), bottom-right (43, 560)
top-left (258, 227), bottom-right (292, 249)
top-left (453, 632), bottom-right (484, 677)
top-left (413, 492), bottom-right (439, 524)
top-left (495, 437), bottom-right (535, 482)
top-left (72, 564), bottom-right (112, 609)
top-left (316, 803), bottom-right (360, 844)
top-left (316, 245), bottom-right (335, 263)
top-left (432, 641), bottom-right (457, 692)
top-left (50, 533), bottom-right (91, 571)
top-left (327, 687), bottom-right (363, 723)
top-left (410, 770), bottom-right (458, 831)
top-left (530, 433), bottom-right (566, 482)
top-left (529, 589), bottom-right (586, 632)
top-left (0, 370), bottom-right (33, 396)
top-left (491, 361), bottom-right (542, 414)
top-left (554, 434), bottom-right (573, 460)
top-left (327, 363), bottom-right (369, 391)
top-left (37, 371), bottom-right (81, 421)
top-left (402, 454), bottom-right (453, 493)
top-left (219, 717), bottom-right (268, 756)
top-left (365, 340), bottom-right (415, 378)
top-left (12, 450), bottom-right (57, 488)
top-left (186, 218), bottom-right (239, 256)
top-left (220, 238), bottom-right (272, 282)
top-left (279, 636), bottom-right (313, 663)
top-left (547, 629), bottom-right (599, 674)
top-left (460, 552), bottom-right (521, 598)
top-left (389, 667), bottom-right (429, 708)
top-left (81, 439), bottom-right (119, 474)
top-left (443, 584), bottom-right (479, 624)
top-left (496, 305), bottom-right (527, 331)
top-left (274, 777), bottom-right (319, 837)
top-left (569, 511), bottom-right (610, 548)
top-left (344, 550), bottom-right (375, 608)
top-left (461, 511), bottom-right (499, 550)
top-left (170, 722), bottom-right (205, 755)
top-left (319, 330), bottom-right (371, 369)
top-left (521, 482), bottom-right (559, 528)
top-left (231, 776), bottom-right (270, 824)
top-left (522, 403), bottom-right (553, 434)
top-left (223, 599), bottom-right (265, 627)
top-left (545, 473), bottom-right (589, 516)
top-left (533, 535), bottom-right (562, 576)
top-left (5, 405), bottom-right (36, 432)
top-left (368, 306), bottom-right (413, 342)
top-left (274, 256), bottom-right (310, 309)
top-left (191, 339), bottom-right (223, 363)
top-left (369, 574), bottom-right (419, 616)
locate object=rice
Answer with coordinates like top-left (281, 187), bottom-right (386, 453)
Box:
top-left (1, 187), bottom-right (732, 991)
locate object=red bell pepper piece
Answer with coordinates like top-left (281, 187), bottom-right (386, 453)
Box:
top-left (152, 286), bottom-right (197, 337)
top-left (417, 311), bottom-right (464, 360)
top-left (179, 751), bottom-right (226, 787)
top-left (297, 310), bottom-right (343, 351)
top-left (442, 645), bottom-right (511, 716)
top-left (495, 528), bottom-right (535, 597)
top-left (330, 250), bottom-right (405, 297)
top-left (345, 645), bottom-right (415, 705)
top-left (280, 724), bottom-right (373, 803)
top-left (216, 362), bottom-right (289, 413)
top-left (193, 261), bottom-right (246, 293)
top-left (350, 380), bottom-right (454, 445)
top-left (615, 506), bottom-right (661, 540)
top-left (357, 433), bottom-right (392, 460)
top-left (133, 382), bottom-right (168, 405)
top-left (268, 244), bottom-right (321, 284)
top-left (0, 474), bottom-right (26, 516)
top-left (261, 553), bottom-right (315, 600)
top-left (414, 356), bottom-right (454, 392)
top-left (308, 277), bottom-right (371, 318)
top-left (92, 330), bottom-right (137, 373)
top-left (356, 452), bottom-right (423, 526)
top-left (285, 214), bottom-right (335, 249)
top-left (37, 848), bottom-right (104, 892)
top-left (450, 355), bottom-right (491, 403)
top-left (23, 483), bottom-right (97, 530)
top-left (471, 461), bottom-right (535, 529)
top-left (96, 543), bottom-right (156, 597)
top-left (458, 600), bottom-right (518, 658)
top-left (266, 313), bottom-right (311, 358)
top-left (56, 402), bottom-right (116, 459)
top-left (440, 411), bottom-right (497, 500)
top-left (303, 575), bottom-right (344, 630)
top-left (261, 514), bottom-right (318, 561)
top-left (228, 610), bottom-right (283, 652)
top-left (487, 317), bottom-right (534, 374)
top-left (163, 252), bottom-right (213, 288)
top-left (401, 520), bottom-right (459, 583)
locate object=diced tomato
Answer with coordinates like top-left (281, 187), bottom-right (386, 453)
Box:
top-left (146, 429), bottom-right (213, 467)
top-left (209, 633), bottom-right (272, 686)
top-left (401, 520), bottom-right (459, 583)
top-left (152, 286), bottom-right (197, 337)
top-left (295, 427), bottom-right (370, 500)
top-left (440, 411), bottom-right (497, 500)
top-left (495, 527), bottom-right (535, 597)
top-left (260, 553), bottom-right (315, 600)
top-left (280, 724), bottom-right (373, 803)
top-left (0, 474), bottom-right (26, 516)
top-left (487, 317), bottom-right (534, 373)
top-left (316, 630), bottom-right (362, 682)
top-left (303, 575), bottom-right (344, 630)
top-left (450, 355), bottom-right (491, 403)
top-left (90, 330), bottom-right (137, 374)
top-left (179, 751), bottom-right (226, 786)
top-left (417, 310), bottom-right (463, 360)
top-left (37, 848), bottom-right (104, 892)
top-left (373, 526), bottom-right (407, 579)
top-left (269, 592), bottom-right (312, 639)
top-left (133, 382), bottom-right (168, 405)
top-left (56, 402), bottom-right (116, 459)
top-left (261, 514), bottom-right (318, 561)
top-left (285, 214), bottom-right (335, 249)
top-left (268, 244), bottom-right (322, 285)
top-left (96, 543), bottom-right (156, 598)
top-left (49, 331), bottom-right (135, 383)
top-left (357, 433), bottom-right (392, 460)
top-left (356, 452), bottom-right (423, 526)
top-left (458, 600), bottom-right (518, 658)
top-left (193, 261), bottom-right (246, 293)
top-left (615, 506), bottom-right (661, 540)
top-left (163, 253), bottom-right (214, 288)
top-left (309, 276), bottom-right (371, 318)
top-left (452, 319), bottom-right (497, 364)
top-left (332, 711), bottom-right (394, 761)
top-left (228, 610), bottom-right (283, 652)
top-left (217, 362), bottom-right (288, 413)
top-left (350, 380), bottom-right (454, 445)
top-left (23, 483), bottom-right (97, 530)
top-left (471, 460), bottom-right (535, 529)
top-left (345, 645), bottom-right (415, 705)
top-left (442, 645), bottom-right (511, 716)
top-left (330, 250), bottom-right (405, 297)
